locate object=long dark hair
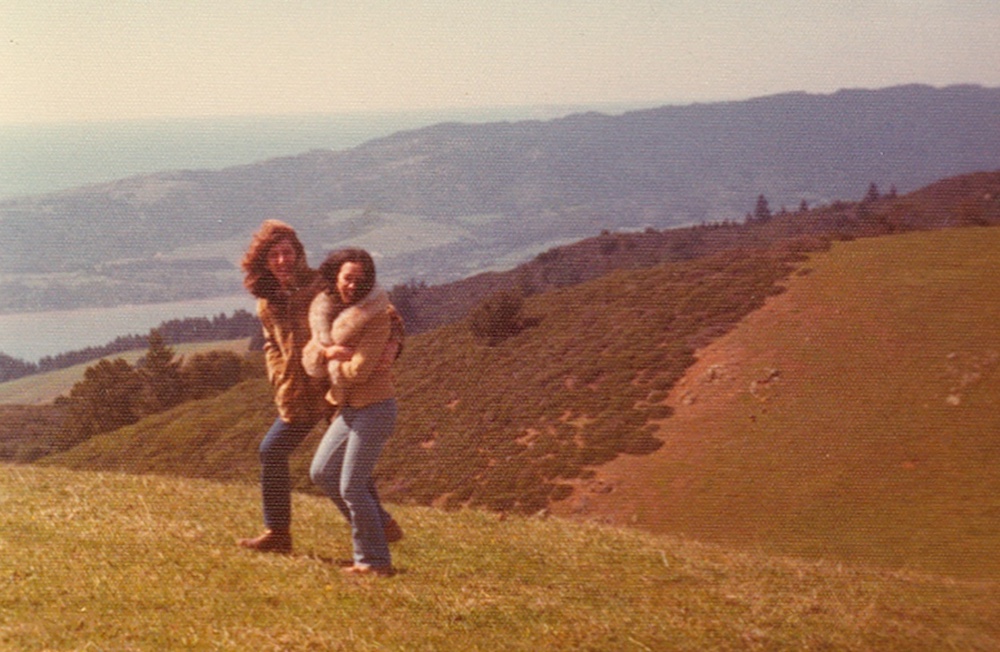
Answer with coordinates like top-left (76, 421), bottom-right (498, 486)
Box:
top-left (241, 220), bottom-right (308, 301)
top-left (318, 248), bottom-right (377, 304)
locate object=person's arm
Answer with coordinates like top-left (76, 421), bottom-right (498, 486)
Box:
top-left (335, 314), bottom-right (392, 387)
top-left (324, 344), bottom-right (355, 361)
top-left (259, 301), bottom-right (284, 386)
top-left (303, 292), bottom-right (339, 378)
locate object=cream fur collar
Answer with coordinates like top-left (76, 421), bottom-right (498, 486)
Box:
top-left (331, 284), bottom-right (389, 344)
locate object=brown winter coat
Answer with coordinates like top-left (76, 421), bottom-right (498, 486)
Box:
top-left (303, 285), bottom-right (401, 409)
top-left (257, 270), bottom-right (331, 423)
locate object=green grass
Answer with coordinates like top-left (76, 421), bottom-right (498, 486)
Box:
top-left (0, 339), bottom-right (251, 406)
top-left (3, 464), bottom-right (999, 651)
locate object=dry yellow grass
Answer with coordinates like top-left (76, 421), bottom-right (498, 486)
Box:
top-left (3, 463), bottom-right (999, 651)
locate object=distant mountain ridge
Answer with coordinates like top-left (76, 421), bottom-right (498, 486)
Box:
top-left (1, 83), bottom-right (998, 313)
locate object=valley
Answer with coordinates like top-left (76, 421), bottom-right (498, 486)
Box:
top-left (2, 84), bottom-right (999, 315)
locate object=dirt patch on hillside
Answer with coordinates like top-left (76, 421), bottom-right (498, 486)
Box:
top-left (549, 272), bottom-right (811, 533)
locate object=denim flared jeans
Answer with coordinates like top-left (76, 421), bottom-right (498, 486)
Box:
top-left (258, 417), bottom-right (315, 532)
top-left (310, 399), bottom-right (397, 568)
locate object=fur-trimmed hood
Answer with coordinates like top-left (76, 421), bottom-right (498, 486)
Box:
top-left (306, 284), bottom-right (389, 348)
top-left (302, 284), bottom-right (401, 408)
top-left (330, 284), bottom-right (390, 345)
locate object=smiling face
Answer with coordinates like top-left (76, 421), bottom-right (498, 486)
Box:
top-left (265, 238), bottom-right (299, 288)
top-left (336, 261), bottom-right (366, 305)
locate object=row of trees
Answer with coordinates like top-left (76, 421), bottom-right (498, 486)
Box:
top-left (0, 353), bottom-right (35, 384)
top-left (749, 182), bottom-right (898, 223)
top-left (54, 331), bottom-right (257, 449)
top-left (0, 310), bottom-right (260, 384)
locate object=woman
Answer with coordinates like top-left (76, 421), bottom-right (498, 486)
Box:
top-left (303, 248), bottom-right (403, 575)
top-left (237, 220), bottom-right (331, 554)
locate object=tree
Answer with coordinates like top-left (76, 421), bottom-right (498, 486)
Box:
top-left (64, 358), bottom-right (143, 444)
top-left (863, 182), bottom-right (880, 204)
top-left (753, 195), bottom-right (772, 221)
top-left (0, 353), bottom-right (36, 383)
top-left (180, 350), bottom-right (249, 400)
top-left (136, 329), bottom-right (184, 414)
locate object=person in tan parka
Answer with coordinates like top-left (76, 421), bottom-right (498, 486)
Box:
top-left (237, 220), bottom-right (329, 553)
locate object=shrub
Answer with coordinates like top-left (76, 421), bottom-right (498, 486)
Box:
top-left (180, 350), bottom-right (250, 400)
top-left (469, 288), bottom-right (526, 345)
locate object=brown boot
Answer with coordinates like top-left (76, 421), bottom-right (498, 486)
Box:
top-left (384, 518), bottom-right (404, 544)
top-left (238, 529), bottom-right (292, 554)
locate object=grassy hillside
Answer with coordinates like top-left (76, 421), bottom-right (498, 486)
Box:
top-left (37, 225), bottom-right (1000, 584)
top-left (384, 246), bottom-right (809, 513)
top-left (562, 226), bottom-right (1000, 581)
top-left (4, 464), bottom-right (999, 651)
top-left (29, 172), bottom-right (1000, 587)
top-left (42, 245), bottom-right (803, 509)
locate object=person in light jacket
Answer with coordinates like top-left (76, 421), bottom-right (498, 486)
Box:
top-left (303, 248), bottom-right (404, 575)
top-left (236, 220), bottom-right (332, 554)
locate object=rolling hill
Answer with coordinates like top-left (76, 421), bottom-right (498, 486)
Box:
top-left (2, 84), bottom-right (999, 314)
top-left (23, 171), bottom-right (1000, 584)
top-left (553, 226), bottom-right (1000, 580)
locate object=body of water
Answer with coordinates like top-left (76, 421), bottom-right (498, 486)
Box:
top-left (0, 295), bottom-right (256, 363)
top-left (0, 105), bottom-right (617, 201)
top-left (0, 103), bottom-right (643, 365)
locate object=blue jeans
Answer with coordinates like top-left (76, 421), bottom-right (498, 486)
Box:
top-left (258, 417), bottom-right (315, 532)
top-left (310, 399), bottom-right (397, 568)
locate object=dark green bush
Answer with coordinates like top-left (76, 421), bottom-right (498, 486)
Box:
top-left (469, 289), bottom-right (526, 345)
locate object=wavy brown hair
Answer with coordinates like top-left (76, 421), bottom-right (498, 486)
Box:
top-left (318, 248), bottom-right (377, 304)
top-left (241, 220), bottom-right (309, 301)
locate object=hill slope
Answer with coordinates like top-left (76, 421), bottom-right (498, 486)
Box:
top-left (42, 244), bottom-right (805, 510)
top-left (558, 226), bottom-right (1000, 580)
top-left (33, 175), bottom-right (1000, 584)
top-left (2, 84), bottom-right (999, 312)
top-left (41, 226), bottom-right (1000, 583)
top-left (4, 464), bottom-right (999, 651)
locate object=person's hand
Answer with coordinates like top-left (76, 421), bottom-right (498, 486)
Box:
top-left (325, 344), bottom-right (354, 361)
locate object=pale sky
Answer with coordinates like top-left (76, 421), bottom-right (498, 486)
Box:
top-left (3, 1), bottom-right (999, 124)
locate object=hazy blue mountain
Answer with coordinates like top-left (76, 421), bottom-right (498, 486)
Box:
top-left (1, 84), bottom-right (998, 313)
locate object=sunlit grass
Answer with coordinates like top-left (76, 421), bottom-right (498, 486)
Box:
top-left (3, 464), bottom-right (999, 650)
